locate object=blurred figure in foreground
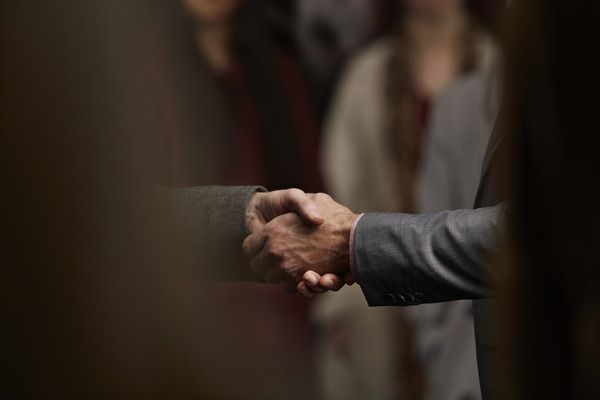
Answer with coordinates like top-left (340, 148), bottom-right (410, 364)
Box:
top-left (2, 1), bottom-right (223, 398)
top-left (499, 0), bottom-right (600, 398)
top-left (144, 1), bottom-right (323, 398)
top-left (315, 0), bottom-right (497, 398)
top-left (1, 1), bottom-right (322, 398)
top-left (295, 0), bottom-right (395, 120)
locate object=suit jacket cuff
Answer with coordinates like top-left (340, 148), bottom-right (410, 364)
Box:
top-left (353, 213), bottom-right (403, 306)
top-left (165, 185), bottom-right (266, 281)
top-left (348, 213), bottom-right (364, 278)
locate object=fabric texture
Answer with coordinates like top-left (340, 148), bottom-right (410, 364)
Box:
top-left (321, 36), bottom-right (497, 213)
top-left (163, 185), bottom-right (265, 281)
top-left (354, 204), bottom-right (505, 305)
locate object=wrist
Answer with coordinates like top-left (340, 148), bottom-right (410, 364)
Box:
top-left (244, 191), bottom-right (266, 234)
top-left (331, 211), bottom-right (358, 273)
top-left (348, 213), bottom-right (364, 281)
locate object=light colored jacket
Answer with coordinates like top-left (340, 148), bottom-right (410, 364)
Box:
top-left (315, 35), bottom-right (499, 400)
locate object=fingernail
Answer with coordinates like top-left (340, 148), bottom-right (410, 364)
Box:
top-left (305, 272), bottom-right (319, 286)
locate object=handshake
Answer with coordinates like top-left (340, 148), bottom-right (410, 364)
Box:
top-left (244, 189), bottom-right (359, 297)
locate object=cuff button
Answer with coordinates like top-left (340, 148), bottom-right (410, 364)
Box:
top-left (384, 293), bottom-right (398, 305)
top-left (414, 292), bottom-right (426, 303)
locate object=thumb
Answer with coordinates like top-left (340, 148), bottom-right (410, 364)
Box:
top-left (319, 273), bottom-right (345, 291)
top-left (283, 189), bottom-right (324, 226)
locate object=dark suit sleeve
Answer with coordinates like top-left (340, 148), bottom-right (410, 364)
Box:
top-left (353, 203), bottom-right (505, 306)
top-left (160, 185), bottom-right (266, 281)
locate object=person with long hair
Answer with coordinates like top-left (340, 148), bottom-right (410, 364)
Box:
top-left (314, 1), bottom-right (498, 399)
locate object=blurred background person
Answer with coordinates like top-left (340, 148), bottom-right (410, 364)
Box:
top-left (2, 1), bottom-right (233, 398)
top-left (316, 0), bottom-right (498, 399)
top-left (295, 0), bottom-right (500, 122)
top-left (146, 0), bottom-right (321, 190)
top-left (295, 0), bottom-right (396, 121)
top-left (142, 1), bottom-right (322, 398)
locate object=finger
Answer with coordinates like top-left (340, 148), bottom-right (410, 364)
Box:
top-left (303, 270), bottom-right (322, 287)
top-left (246, 217), bottom-right (265, 235)
top-left (306, 283), bottom-right (326, 294)
top-left (302, 271), bottom-right (326, 293)
top-left (242, 232), bottom-right (267, 258)
top-left (245, 193), bottom-right (267, 234)
top-left (319, 274), bottom-right (344, 291)
top-left (249, 247), bottom-right (276, 277)
top-left (283, 189), bottom-right (324, 226)
top-left (297, 281), bottom-right (315, 298)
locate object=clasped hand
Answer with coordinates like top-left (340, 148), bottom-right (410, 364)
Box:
top-left (244, 190), bottom-right (358, 297)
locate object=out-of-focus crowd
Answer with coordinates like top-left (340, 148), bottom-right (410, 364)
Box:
top-left (4, 1), bottom-right (599, 399)
top-left (143, 1), bottom-right (503, 399)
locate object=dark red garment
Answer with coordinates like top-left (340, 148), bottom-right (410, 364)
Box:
top-left (217, 59), bottom-right (267, 186)
top-left (142, 24), bottom-right (322, 191)
top-left (217, 55), bottom-right (322, 191)
top-left (276, 55), bottom-right (323, 192)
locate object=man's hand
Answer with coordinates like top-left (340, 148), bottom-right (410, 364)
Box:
top-left (245, 189), bottom-right (324, 235)
top-left (243, 193), bottom-right (358, 289)
top-left (244, 189), bottom-right (324, 288)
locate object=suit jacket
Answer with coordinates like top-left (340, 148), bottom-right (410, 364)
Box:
top-left (353, 83), bottom-right (504, 399)
top-left (163, 185), bottom-right (265, 281)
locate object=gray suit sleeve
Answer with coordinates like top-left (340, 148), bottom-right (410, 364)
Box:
top-left (160, 185), bottom-right (266, 281)
top-left (353, 204), bottom-right (505, 306)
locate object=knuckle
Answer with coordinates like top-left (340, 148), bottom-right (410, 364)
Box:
top-left (242, 241), bottom-right (251, 254)
top-left (267, 243), bottom-right (284, 258)
top-left (242, 235), bottom-right (257, 253)
top-left (279, 260), bottom-right (290, 270)
top-left (286, 188), bottom-right (306, 204)
top-left (263, 223), bottom-right (277, 236)
top-left (279, 261), bottom-right (296, 274)
top-left (315, 192), bottom-right (331, 201)
top-left (262, 226), bottom-right (272, 236)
